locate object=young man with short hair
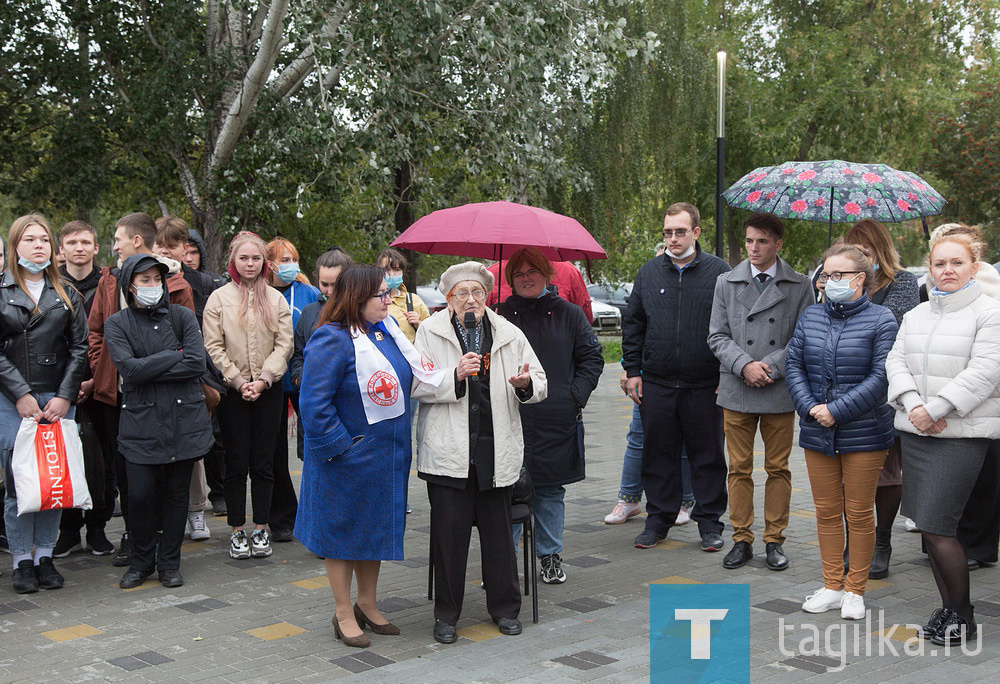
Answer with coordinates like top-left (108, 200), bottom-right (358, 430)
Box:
top-left (708, 212), bottom-right (813, 571)
top-left (88, 212), bottom-right (196, 566)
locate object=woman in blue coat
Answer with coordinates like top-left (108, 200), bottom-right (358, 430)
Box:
top-left (296, 265), bottom-right (442, 648)
top-left (785, 244), bottom-right (897, 621)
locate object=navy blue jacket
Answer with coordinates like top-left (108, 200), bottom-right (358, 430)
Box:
top-left (785, 296), bottom-right (897, 457)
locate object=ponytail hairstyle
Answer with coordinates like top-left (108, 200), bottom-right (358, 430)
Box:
top-left (227, 231), bottom-right (277, 332)
top-left (266, 237), bottom-right (312, 286)
top-left (7, 214), bottom-right (75, 314)
top-left (822, 243), bottom-right (875, 293)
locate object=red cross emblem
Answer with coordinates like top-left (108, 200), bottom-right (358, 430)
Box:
top-left (421, 357), bottom-right (435, 371)
top-left (367, 370), bottom-right (399, 407)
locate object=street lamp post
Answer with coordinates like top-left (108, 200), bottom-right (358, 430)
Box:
top-left (715, 50), bottom-right (727, 258)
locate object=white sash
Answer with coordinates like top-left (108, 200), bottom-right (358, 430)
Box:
top-left (352, 315), bottom-right (444, 424)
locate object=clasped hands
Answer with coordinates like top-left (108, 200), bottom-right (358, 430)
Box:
top-left (16, 394), bottom-right (71, 423)
top-left (908, 405), bottom-right (947, 435)
top-left (240, 379), bottom-right (267, 402)
top-left (742, 361), bottom-right (774, 388)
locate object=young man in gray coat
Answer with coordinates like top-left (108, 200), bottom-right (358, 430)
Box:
top-left (708, 213), bottom-right (813, 571)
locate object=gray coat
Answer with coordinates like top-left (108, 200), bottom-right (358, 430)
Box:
top-left (708, 257), bottom-right (813, 413)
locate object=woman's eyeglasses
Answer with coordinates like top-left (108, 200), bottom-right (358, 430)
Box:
top-left (450, 289), bottom-right (486, 302)
top-left (372, 290), bottom-right (392, 302)
top-left (817, 271), bottom-right (862, 283)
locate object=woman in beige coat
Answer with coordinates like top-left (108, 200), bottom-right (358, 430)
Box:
top-left (412, 262), bottom-right (546, 645)
top-left (203, 231), bottom-right (293, 561)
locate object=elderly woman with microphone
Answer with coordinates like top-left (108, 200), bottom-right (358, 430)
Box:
top-left (412, 262), bottom-right (547, 645)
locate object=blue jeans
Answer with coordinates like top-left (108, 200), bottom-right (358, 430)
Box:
top-left (513, 485), bottom-right (566, 557)
top-left (1, 392), bottom-right (76, 556)
top-left (619, 403), bottom-right (693, 504)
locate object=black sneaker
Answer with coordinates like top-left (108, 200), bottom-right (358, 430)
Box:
top-left (12, 559), bottom-right (39, 593)
top-left (86, 528), bottom-right (115, 556)
top-left (270, 529), bottom-right (294, 543)
top-left (539, 553), bottom-right (567, 584)
top-left (700, 532), bottom-right (725, 552)
top-left (119, 568), bottom-right (151, 589)
top-left (634, 528), bottom-right (666, 549)
top-left (159, 569), bottom-right (184, 588)
top-left (34, 557), bottom-right (64, 590)
top-left (112, 535), bottom-right (132, 567)
top-left (211, 499), bottom-right (227, 516)
top-left (53, 530), bottom-right (84, 558)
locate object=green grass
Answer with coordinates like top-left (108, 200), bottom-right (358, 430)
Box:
top-left (600, 337), bottom-right (622, 364)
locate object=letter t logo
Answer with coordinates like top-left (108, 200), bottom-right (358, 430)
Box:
top-left (674, 609), bottom-right (729, 659)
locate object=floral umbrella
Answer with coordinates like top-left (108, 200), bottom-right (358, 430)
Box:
top-left (722, 160), bottom-right (946, 226)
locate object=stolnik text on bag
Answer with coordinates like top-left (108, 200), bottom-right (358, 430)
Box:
top-left (11, 417), bottom-right (92, 516)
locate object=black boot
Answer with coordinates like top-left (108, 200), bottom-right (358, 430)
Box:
top-left (869, 530), bottom-right (892, 579)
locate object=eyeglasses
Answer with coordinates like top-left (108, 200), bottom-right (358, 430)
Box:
top-left (372, 290), bottom-right (392, 302)
top-left (662, 229), bottom-right (690, 239)
top-left (512, 269), bottom-right (541, 281)
top-left (450, 289), bottom-right (486, 302)
top-left (817, 271), bottom-right (862, 283)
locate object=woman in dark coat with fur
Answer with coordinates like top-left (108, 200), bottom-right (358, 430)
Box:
top-left (497, 248), bottom-right (603, 585)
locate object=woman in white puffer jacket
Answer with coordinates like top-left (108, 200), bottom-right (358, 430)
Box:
top-left (886, 231), bottom-right (1000, 648)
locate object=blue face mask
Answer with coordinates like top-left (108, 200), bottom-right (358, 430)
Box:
top-left (133, 285), bottom-right (163, 307)
top-left (824, 275), bottom-right (860, 303)
top-left (18, 256), bottom-right (50, 274)
top-left (385, 274), bottom-right (404, 290)
top-left (276, 263), bottom-right (300, 284)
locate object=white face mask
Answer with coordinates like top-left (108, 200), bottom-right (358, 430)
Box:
top-left (671, 243), bottom-right (696, 260)
top-left (134, 285), bottom-right (163, 307)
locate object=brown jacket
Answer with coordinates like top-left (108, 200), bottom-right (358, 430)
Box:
top-left (203, 282), bottom-right (293, 390)
top-left (88, 266), bottom-right (195, 406)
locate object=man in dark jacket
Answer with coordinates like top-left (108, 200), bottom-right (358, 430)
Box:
top-left (155, 216), bottom-right (222, 326)
top-left (54, 221), bottom-right (117, 557)
top-left (290, 248), bottom-right (354, 388)
top-left (184, 228), bottom-right (226, 285)
top-left (708, 213), bottom-right (814, 572)
top-left (623, 202), bottom-right (732, 551)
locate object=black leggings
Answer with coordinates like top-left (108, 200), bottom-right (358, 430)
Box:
top-left (216, 384), bottom-right (284, 528)
top-left (126, 458), bottom-right (196, 573)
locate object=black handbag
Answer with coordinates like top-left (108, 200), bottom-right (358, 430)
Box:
top-left (511, 466), bottom-right (534, 507)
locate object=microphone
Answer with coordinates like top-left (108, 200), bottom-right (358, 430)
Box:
top-left (464, 312), bottom-right (479, 355)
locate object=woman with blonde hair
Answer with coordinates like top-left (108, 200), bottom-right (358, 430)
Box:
top-left (0, 214), bottom-right (88, 593)
top-left (785, 243), bottom-right (897, 621)
top-left (264, 237), bottom-right (320, 540)
top-left (204, 232), bottom-right (293, 560)
top-left (841, 219), bottom-right (919, 579)
top-left (887, 230), bottom-right (1000, 645)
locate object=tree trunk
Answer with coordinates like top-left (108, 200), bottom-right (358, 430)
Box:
top-left (193, 203), bottom-right (225, 273)
top-left (725, 220), bottom-right (741, 266)
top-left (394, 160), bottom-right (422, 289)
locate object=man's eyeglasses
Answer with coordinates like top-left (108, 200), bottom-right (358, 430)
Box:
top-left (372, 290), bottom-right (392, 302)
top-left (662, 229), bottom-right (690, 239)
top-left (512, 269), bottom-right (542, 281)
top-left (450, 289), bottom-right (486, 302)
top-left (817, 271), bottom-right (862, 283)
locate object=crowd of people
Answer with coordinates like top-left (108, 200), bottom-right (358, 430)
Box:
top-left (0, 204), bottom-right (994, 650)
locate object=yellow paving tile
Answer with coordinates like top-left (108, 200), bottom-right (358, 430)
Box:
top-left (791, 487), bottom-right (805, 493)
top-left (789, 509), bottom-right (816, 518)
top-left (181, 541), bottom-right (210, 553)
top-left (874, 625), bottom-right (918, 643)
top-left (41, 624), bottom-right (103, 642)
top-left (246, 622), bottom-right (308, 640)
top-left (652, 539), bottom-right (690, 550)
top-left (291, 576), bottom-right (329, 590)
top-left (650, 575), bottom-right (704, 584)
top-left (865, 578), bottom-right (892, 591)
top-left (117, 578), bottom-right (159, 592)
top-left (457, 622), bottom-right (501, 642)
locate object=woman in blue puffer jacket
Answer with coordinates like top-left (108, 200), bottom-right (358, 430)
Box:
top-left (785, 243), bottom-right (897, 622)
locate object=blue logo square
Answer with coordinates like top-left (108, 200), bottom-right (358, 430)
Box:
top-left (650, 584), bottom-right (754, 683)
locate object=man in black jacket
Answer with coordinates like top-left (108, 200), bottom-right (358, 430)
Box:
top-left (623, 202), bottom-right (732, 551)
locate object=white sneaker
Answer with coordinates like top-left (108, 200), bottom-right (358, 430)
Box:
top-left (604, 500), bottom-right (641, 524)
top-left (802, 587), bottom-right (845, 613)
top-left (187, 511), bottom-right (210, 541)
top-left (904, 518), bottom-right (919, 533)
top-left (229, 530), bottom-right (250, 559)
top-left (675, 501), bottom-right (695, 526)
top-left (841, 592), bottom-right (866, 620)
top-left (250, 529), bottom-right (272, 558)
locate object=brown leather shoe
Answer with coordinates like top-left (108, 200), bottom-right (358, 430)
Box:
top-left (333, 615), bottom-right (370, 648)
top-left (354, 603), bottom-right (401, 635)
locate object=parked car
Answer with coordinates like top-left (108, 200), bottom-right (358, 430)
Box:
top-left (587, 283), bottom-right (632, 316)
top-left (416, 284), bottom-right (448, 313)
top-left (591, 297), bottom-right (622, 333)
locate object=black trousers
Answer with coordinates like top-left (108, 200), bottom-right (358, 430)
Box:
top-left (268, 392), bottom-right (299, 532)
top-left (60, 400), bottom-right (115, 533)
top-left (217, 384), bottom-right (283, 528)
top-left (639, 383), bottom-right (728, 536)
top-left (126, 458), bottom-right (196, 573)
top-left (427, 477), bottom-right (521, 625)
top-left (204, 414), bottom-right (227, 506)
top-left (957, 440), bottom-right (1000, 563)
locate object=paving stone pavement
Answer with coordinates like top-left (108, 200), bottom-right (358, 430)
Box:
top-left (1, 364), bottom-right (997, 682)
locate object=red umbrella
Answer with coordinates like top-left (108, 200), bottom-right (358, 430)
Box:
top-left (391, 201), bottom-right (607, 262)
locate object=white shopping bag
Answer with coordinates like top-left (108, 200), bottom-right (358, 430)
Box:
top-left (11, 417), bottom-right (92, 516)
